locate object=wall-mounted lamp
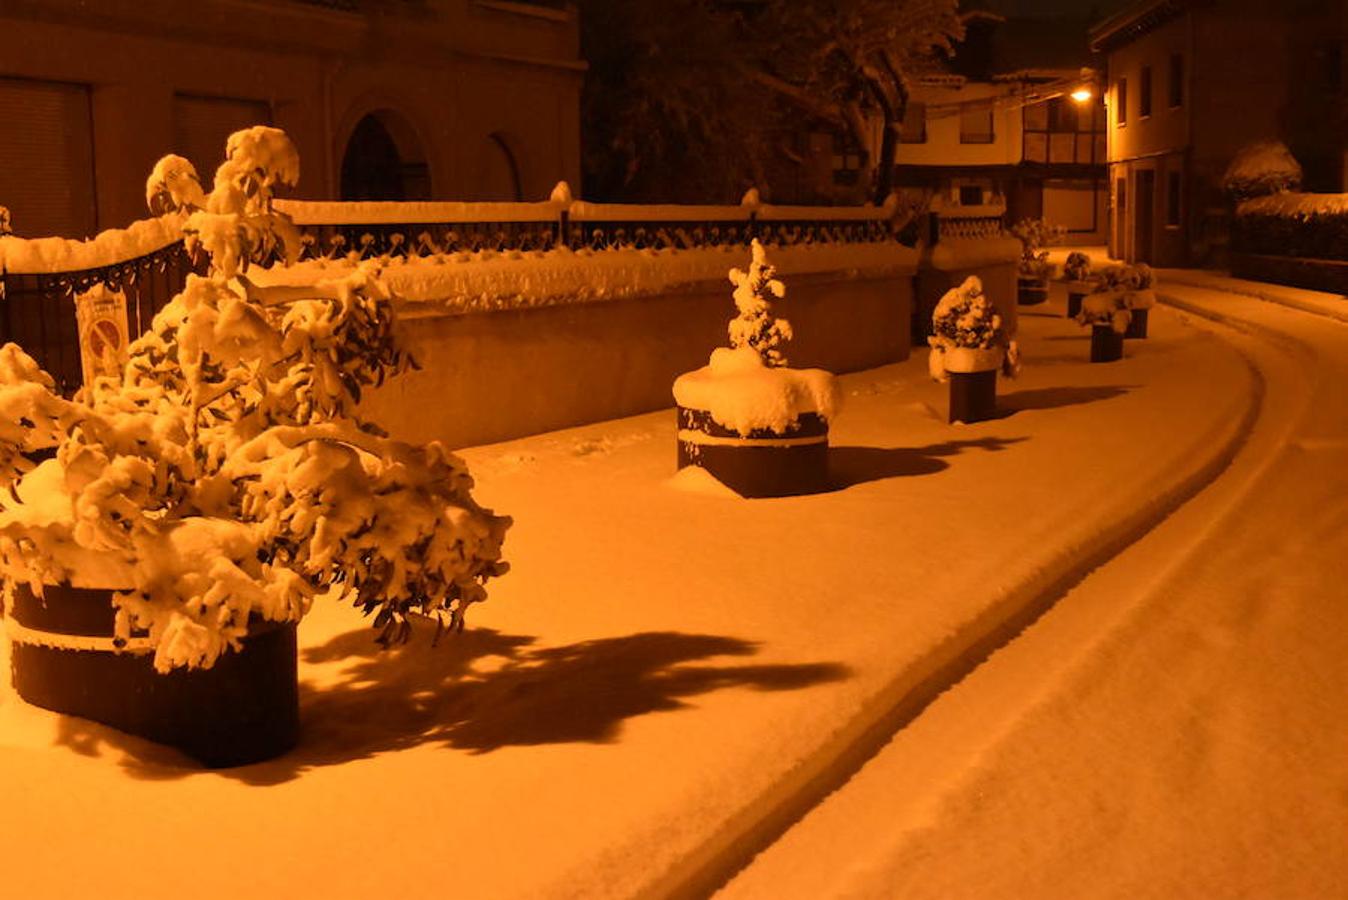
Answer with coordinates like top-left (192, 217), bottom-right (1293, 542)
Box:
top-left (1070, 87), bottom-right (1094, 103)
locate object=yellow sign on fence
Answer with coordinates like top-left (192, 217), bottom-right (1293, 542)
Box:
top-left (74, 284), bottom-right (130, 387)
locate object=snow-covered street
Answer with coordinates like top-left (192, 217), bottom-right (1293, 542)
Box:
top-left (9, 268), bottom-right (1344, 898)
top-left (723, 274), bottom-right (1348, 898)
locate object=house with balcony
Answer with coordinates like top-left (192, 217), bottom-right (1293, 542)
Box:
top-left (0, 0), bottom-right (584, 239)
top-left (1090, 0), bottom-right (1346, 266)
top-left (888, 12), bottom-right (1109, 246)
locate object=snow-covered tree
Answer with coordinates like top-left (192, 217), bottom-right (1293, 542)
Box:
top-left (728, 239), bottom-right (793, 366)
top-left (0, 127), bottom-right (510, 673)
top-left (577, 0), bottom-right (779, 202)
top-left (1222, 140), bottom-right (1303, 200)
top-left (749, 0), bottom-right (964, 204)
top-left (577, 0), bottom-right (962, 204)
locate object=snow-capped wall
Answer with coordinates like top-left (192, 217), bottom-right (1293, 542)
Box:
top-left (0, 215), bottom-right (182, 275)
top-left (251, 241), bottom-right (917, 316)
top-left (354, 267), bottom-right (914, 450)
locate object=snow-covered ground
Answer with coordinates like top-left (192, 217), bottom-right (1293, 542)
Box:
top-left (1, 270), bottom-right (1311, 899)
top-left (722, 272), bottom-right (1348, 899)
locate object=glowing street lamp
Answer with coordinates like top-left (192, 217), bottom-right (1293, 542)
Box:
top-left (1070, 87), bottom-right (1094, 103)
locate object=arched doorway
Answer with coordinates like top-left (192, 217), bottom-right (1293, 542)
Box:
top-left (339, 110), bottom-right (431, 201)
top-left (484, 132), bottom-right (524, 201)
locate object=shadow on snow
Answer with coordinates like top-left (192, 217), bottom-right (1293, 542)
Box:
top-left (54, 628), bottom-right (849, 785)
top-left (829, 435), bottom-right (1028, 489)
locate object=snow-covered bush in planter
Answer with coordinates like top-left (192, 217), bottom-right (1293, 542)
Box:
top-left (1010, 217), bottom-right (1063, 305)
top-left (0, 127), bottom-right (510, 767)
top-left (671, 239), bottom-right (838, 497)
top-left (1060, 250), bottom-right (1094, 318)
top-left (1120, 262), bottom-right (1156, 339)
top-left (1222, 140), bottom-right (1302, 201)
top-left (927, 275), bottom-right (1020, 423)
top-left (1076, 268), bottom-right (1134, 362)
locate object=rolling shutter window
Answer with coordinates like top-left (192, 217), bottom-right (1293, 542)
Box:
top-left (172, 95), bottom-right (271, 184)
top-left (0, 77), bottom-right (97, 239)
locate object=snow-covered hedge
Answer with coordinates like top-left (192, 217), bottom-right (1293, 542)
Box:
top-left (1234, 192), bottom-right (1348, 262)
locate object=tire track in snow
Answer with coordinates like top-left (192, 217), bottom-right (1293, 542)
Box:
top-left (645, 301), bottom-right (1281, 900)
top-left (717, 284), bottom-right (1326, 894)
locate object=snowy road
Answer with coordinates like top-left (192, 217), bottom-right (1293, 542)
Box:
top-left (721, 279), bottom-right (1348, 898)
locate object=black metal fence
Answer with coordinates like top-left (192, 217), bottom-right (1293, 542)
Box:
top-left (2, 199), bottom-right (998, 396)
top-left (0, 241), bottom-right (204, 395)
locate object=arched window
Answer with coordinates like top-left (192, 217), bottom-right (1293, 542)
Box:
top-left (340, 110), bottom-right (431, 201)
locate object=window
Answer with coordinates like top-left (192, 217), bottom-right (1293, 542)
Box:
top-left (1139, 66), bottom-right (1152, 117)
top-left (902, 101), bottom-right (927, 143)
top-left (959, 106), bottom-right (994, 143)
top-left (0, 77), bottom-right (98, 238)
top-left (1166, 171), bottom-right (1181, 226)
top-left (1168, 54), bottom-right (1184, 107)
top-left (831, 132), bottom-right (863, 186)
top-left (1048, 97), bottom-right (1084, 132)
top-left (959, 185), bottom-right (983, 205)
top-left (1116, 78), bottom-right (1128, 125)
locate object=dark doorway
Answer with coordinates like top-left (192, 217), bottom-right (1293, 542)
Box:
top-left (1133, 169), bottom-right (1155, 263)
top-left (340, 111), bottom-right (431, 201)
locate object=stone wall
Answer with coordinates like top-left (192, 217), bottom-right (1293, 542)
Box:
top-left (361, 270), bottom-right (915, 449)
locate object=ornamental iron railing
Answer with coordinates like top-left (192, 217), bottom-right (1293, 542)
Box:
top-left (0, 194), bottom-right (997, 394)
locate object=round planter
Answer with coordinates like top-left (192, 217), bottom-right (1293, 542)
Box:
top-left (1017, 277), bottom-right (1048, 306)
top-left (7, 582), bottom-right (299, 768)
top-left (1124, 307), bottom-right (1149, 339)
top-left (1066, 290), bottom-right (1088, 319)
top-left (948, 369), bottom-right (998, 424)
top-left (940, 347), bottom-right (1002, 424)
top-left (1090, 325), bottom-right (1125, 363)
top-left (676, 405), bottom-right (829, 498)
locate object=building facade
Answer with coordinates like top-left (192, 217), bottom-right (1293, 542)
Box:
top-left (1091, 0), bottom-right (1347, 266)
top-left (881, 13), bottom-right (1109, 246)
top-left (0, 0), bottom-right (584, 239)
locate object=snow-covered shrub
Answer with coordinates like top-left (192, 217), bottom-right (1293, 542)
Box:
top-left (0, 127), bottom-right (510, 673)
top-left (927, 276), bottom-right (1020, 381)
top-left (1077, 265), bottom-right (1152, 333)
top-left (1010, 217), bottom-right (1064, 280)
top-left (1222, 140), bottom-right (1302, 201)
top-left (1076, 292), bottom-right (1131, 333)
top-left (727, 239), bottom-right (793, 366)
top-left (673, 240), bottom-right (837, 437)
top-left (1062, 251), bottom-right (1092, 283)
